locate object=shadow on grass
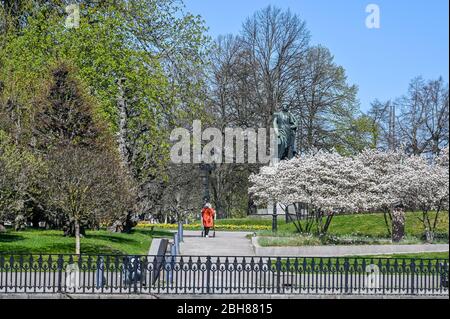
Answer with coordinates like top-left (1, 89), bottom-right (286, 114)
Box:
top-left (0, 242), bottom-right (75, 254)
top-left (0, 228), bottom-right (173, 256)
top-left (85, 233), bottom-right (139, 245)
top-left (132, 228), bottom-right (172, 238)
top-left (79, 243), bottom-right (123, 255)
top-left (0, 233), bottom-right (25, 243)
top-left (0, 242), bottom-right (125, 255)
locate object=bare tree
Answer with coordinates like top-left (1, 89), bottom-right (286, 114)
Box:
top-left (396, 77), bottom-right (430, 155)
top-left (240, 5), bottom-right (310, 129)
top-left (156, 164), bottom-right (202, 223)
top-left (368, 100), bottom-right (399, 151)
top-left (423, 77), bottom-right (449, 156)
top-left (207, 6), bottom-right (360, 215)
top-left (43, 146), bottom-right (135, 254)
top-left (368, 77), bottom-right (449, 157)
top-left (292, 45), bottom-right (358, 153)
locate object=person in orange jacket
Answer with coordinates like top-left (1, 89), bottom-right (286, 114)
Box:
top-left (201, 203), bottom-right (215, 238)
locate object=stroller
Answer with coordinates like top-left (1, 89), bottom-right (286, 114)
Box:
top-left (201, 224), bottom-right (216, 238)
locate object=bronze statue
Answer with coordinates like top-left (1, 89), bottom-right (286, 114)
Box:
top-left (273, 103), bottom-right (298, 160)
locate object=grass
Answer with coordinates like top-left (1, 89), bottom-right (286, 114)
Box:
top-left (257, 234), bottom-right (449, 247)
top-left (187, 212), bottom-right (449, 246)
top-left (258, 234), bottom-right (323, 247)
top-left (254, 211), bottom-right (449, 246)
top-left (0, 228), bottom-right (173, 255)
top-left (153, 211), bottom-right (448, 236)
top-left (140, 218), bottom-right (273, 231)
top-left (1, 212), bottom-right (448, 254)
top-left (276, 211), bottom-right (449, 237)
top-left (215, 218), bottom-right (277, 226)
top-left (356, 252), bottom-right (449, 260)
top-left (274, 253), bottom-right (449, 271)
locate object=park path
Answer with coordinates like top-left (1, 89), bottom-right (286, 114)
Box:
top-left (179, 231), bottom-right (255, 256)
top-left (251, 238), bottom-right (449, 257)
top-left (178, 230), bottom-right (448, 257)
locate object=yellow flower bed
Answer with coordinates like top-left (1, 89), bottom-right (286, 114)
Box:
top-left (136, 222), bottom-right (270, 231)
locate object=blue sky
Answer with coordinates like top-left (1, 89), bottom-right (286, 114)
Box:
top-left (184, 0), bottom-right (449, 112)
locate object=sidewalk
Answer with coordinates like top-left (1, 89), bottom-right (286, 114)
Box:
top-left (178, 230), bottom-right (448, 257)
top-left (179, 231), bottom-right (254, 256)
top-left (252, 237), bottom-right (449, 257)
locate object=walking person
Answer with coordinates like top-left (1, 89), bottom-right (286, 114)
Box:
top-left (201, 203), bottom-right (215, 238)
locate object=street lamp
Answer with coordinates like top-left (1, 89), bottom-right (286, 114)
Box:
top-left (199, 162), bottom-right (213, 205)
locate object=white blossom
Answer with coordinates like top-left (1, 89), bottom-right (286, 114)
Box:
top-left (250, 150), bottom-right (374, 213)
top-left (250, 149), bottom-right (449, 215)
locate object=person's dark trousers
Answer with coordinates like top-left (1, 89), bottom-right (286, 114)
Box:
top-left (204, 227), bottom-right (210, 236)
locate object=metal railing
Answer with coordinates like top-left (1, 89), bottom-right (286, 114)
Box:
top-left (0, 254), bottom-right (448, 296)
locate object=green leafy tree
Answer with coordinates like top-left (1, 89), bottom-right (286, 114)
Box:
top-left (34, 62), bottom-right (135, 245)
top-left (0, 130), bottom-right (44, 230)
top-left (0, 0), bottom-right (211, 226)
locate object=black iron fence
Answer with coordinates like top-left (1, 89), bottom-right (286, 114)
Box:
top-left (0, 254), bottom-right (448, 296)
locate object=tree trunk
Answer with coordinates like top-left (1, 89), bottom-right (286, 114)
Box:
top-left (423, 210), bottom-right (436, 243)
top-left (74, 219), bottom-right (81, 255)
top-left (425, 230), bottom-right (434, 243)
top-left (116, 78), bottom-right (132, 171)
top-left (63, 221), bottom-right (86, 237)
top-left (383, 209), bottom-right (392, 236)
top-left (108, 211), bottom-right (138, 233)
top-left (391, 209), bottom-right (405, 243)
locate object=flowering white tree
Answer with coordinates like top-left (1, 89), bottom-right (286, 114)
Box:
top-left (437, 146), bottom-right (449, 167)
top-left (355, 149), bottom-right (407, 237)
top-left (250, 151), bottom-right (373, 236)
top-left (250, 147), bottom-right (449, 241)
top-left (392, 152), bottom-right (449, 242)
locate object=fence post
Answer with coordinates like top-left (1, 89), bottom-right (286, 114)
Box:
top-left (174, 233), bottom-right (179, 255)
top-left (344, 258), bottom-right (350, 294)
top-left (96, 256), bottom-right (105, 289)
top-left (410, 260), bottom-right (416, 295)
top-left (272, 203), bottom-right (278, 232)
top-left (276, 257), bottom-right (282, 294)
top-left (206, 256), bottom-right (212, 294)
top-left (133, 257), bottom-right (139, 294)
top-left (166, 244), bottom-right (176, 284)
top-left (57, 255), bottom-right (64, 293)
top-left (178, 222), bottom-right (183, 242)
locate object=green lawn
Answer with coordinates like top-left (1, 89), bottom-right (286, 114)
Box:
top-left (356, 252), bottom-right (449, 260)
top-left (197, 212), bottom-right (449, 237)
top-left (275, 253), bottom-right (449, 270)
top-left (0, 228), bottom-right (173, 255)
top-left (276, 211), bottom-right (449, 237)
top-left (1, 212), bottom-right (448, 254)
top-left (212, 212), bottom-right (449, 246)
top-left (217, 211), bottom-right (448, 236)
top-left (215, 218), bottom-right (277, 226)
top-left (325, 212), bottom-right (448, 238)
